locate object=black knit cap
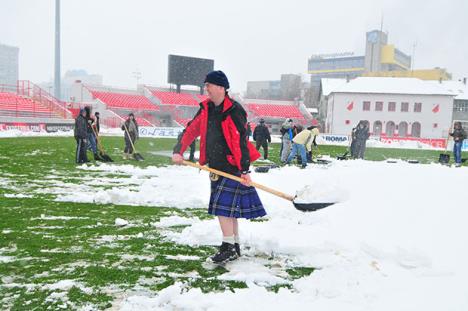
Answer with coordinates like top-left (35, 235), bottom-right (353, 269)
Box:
top-left (204, 70), bottom-right (230, 89)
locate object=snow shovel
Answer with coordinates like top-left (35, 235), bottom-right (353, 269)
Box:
top-left (337, 135), bottom-right (351, 160)
top-left (91, 126), bottom-right (113, 162)
top-left (123, 123), bottom-right (144, 161)
top-left (181, 160), bottom-right (335, 212)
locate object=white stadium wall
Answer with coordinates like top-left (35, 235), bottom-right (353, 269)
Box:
top-left (326, 92), bottom-right (453, 139)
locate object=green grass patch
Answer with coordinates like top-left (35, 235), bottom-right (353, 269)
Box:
top-left (286, 267), bottom-right (315, 280)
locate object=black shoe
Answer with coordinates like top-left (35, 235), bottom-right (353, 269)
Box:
top-left (234, 243), bottom-right (241, 257)
top-left (211, 242), bottom-right (238, 263)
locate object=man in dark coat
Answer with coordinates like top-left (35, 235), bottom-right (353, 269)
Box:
top-left (253, 119), bottom-right (271, 159)
top-left (449, 122), bottom-right (467, 166)
top-left (354, 121), bottom-right (370, 159)
top-left (74, 108), bottom-right (88, 164)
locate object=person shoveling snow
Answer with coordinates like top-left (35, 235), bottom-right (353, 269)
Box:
top-left (172, 70), bottom-right (267, 264)
top-left (172, 71), bottom-right (337, 264)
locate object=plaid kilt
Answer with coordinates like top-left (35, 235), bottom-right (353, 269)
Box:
top-left (208, 176), bottom-right (266, 219)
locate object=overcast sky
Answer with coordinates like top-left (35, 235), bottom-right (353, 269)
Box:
top-left (2, 0), bottom-right (467, 93)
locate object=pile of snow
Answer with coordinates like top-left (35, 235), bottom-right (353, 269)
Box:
top-left (294, 184), bottom-right (347, 203)
top-left (153, 216), bottom-right (200, 228)
top-left (106, 160), bottom-right (468, 310)
top-left (55, 165), bottom-right (209, 208)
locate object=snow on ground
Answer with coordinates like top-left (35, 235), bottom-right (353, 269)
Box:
top-left (54, 158), bottom-right (468, 310)
top-left (54, 164), bottom-right (209, 208)
top-left (115, 218), bottom-right (129, 227)
top-left (0, 130), bottom-right (74, 138)
top-left (152, 215), bottom-right (201, 228)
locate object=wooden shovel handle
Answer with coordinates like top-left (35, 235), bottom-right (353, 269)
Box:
top-left (91, 125), bottom-right (105, 152)
top-left (182, 160), bottom-right (295, 202)
top-left (123, 123), bottom-right (138, 153)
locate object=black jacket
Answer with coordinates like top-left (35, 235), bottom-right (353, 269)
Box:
top-left (173, 98), bottom-right (250, 174)
top-left (74, 115), bottom-right (87, 139)
top-left (450, 127), bottom-right (467, 142)
top-left (355, 126), bottom-right (370, 141)
top-left (253, 124), bottom-right (271, 143)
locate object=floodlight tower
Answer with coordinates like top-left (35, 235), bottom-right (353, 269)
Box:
top-left (54, 0), bottom-right (61, 99)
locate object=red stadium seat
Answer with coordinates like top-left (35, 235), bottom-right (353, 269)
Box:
top-left (135, 117), bottom-right (154, 126)
top-left (0, 92), bottom-right (59, 118)
top-left (245, 103), bottom-right (305, 119)
top-left (91, 91), bottom-right (159, 111)
top-left (151, 91), bottom-right (199, 106)
top-left (110, 109), bottom-right (155, 126)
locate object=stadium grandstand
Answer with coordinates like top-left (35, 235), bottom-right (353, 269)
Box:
top-left (0, 78), bottom-right (315, 134)
top-left (243, 99), bottom-right (314, 133)
top-left (0, 81), bottom-right (74, 131)
top-left (67, 81), bottom-right (315, 133)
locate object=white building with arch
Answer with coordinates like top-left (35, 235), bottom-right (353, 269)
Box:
top-left (325, 77), bottom-right (454, 139)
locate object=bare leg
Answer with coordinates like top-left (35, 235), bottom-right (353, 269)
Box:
top-left (233, 218), bottom-right (239, 237)
top-left (217, 216), bottom-right (235, 237)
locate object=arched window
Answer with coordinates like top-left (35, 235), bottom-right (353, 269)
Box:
top-left (386, 121), bottom-right (396, 137)
top-left (411, 122), bottom-right (421, 137)
top-left (373, 121), bottom-right (382, 136)
top-left (398, 122), bottom-right (408, 137)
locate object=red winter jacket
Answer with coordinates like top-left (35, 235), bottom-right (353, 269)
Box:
top-left (174, 96), bottom-right (260, 172)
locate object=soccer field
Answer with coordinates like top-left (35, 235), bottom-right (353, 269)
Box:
top-left (1, 136), bottom-right (466, 310)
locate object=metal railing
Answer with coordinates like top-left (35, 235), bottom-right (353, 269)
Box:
top-left (0, 84), bottom-right (62, 119)
top-left (17, 80), bottom-right (73, 119)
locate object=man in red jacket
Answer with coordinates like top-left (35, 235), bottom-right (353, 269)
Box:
top-left (173, 71), bottom-right (266, 263)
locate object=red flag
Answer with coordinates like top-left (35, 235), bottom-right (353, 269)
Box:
top-left (432, 104), bottom-right (440, 113)
top-left (347, 101), bottom-right (354, 111)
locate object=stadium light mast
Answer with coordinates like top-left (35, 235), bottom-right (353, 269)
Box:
top-left (54, 0), bottom-right (61, 100)
top-left (132, 69), bottom-right (142, 89)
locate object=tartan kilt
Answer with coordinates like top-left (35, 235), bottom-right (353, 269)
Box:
top-left (208, 176), bottom-right (266, 219)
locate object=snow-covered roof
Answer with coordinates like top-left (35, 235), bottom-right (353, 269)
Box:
top-left (427, 80), bottom-right (468, 100)
top-left (320, 78), bottom-right (348, 96)
top-left (330, 77), bottom-right (455, 96)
